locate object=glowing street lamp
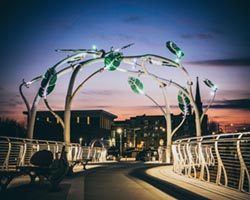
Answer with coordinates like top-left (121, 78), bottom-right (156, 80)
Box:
top-left (116, 128), bottom-right (123, 156)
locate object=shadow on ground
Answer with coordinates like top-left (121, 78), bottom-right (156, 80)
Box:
top-left (0, 183), bottom-right (70, 200)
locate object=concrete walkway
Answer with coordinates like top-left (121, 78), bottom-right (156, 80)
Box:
top-left (1, 162), bottom-right (249, 200)
top-left (82, 162), bottom-right (174, 200)
top-left (146, 165), bottom-right (250, 200)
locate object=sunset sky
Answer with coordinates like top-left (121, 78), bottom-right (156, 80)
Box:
top-left (0, 0), bottom-right (249, 129)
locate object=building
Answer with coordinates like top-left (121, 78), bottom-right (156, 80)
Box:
top-left (28, 77), bottom-right (208, 153)
top-left (112, 77), bottom-right (208, 153)
top-left (32, 110), bottom-right (117, 145)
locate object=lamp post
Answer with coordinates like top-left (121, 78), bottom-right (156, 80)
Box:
top-left (79, 137), bottom-right (83, 146)
top-left (132, 128), bottom-right (140, 148)
top-left (117, 128), bottom-right (122, 157)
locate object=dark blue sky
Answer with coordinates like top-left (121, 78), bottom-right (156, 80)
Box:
top-left (0, 0), bottom-right (250, 125)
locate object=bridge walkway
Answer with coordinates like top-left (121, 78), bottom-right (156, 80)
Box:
top-left (146, 165), bottom-right (250, 200)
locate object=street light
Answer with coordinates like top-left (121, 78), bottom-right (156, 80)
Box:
top-left (117, 128), bottom-right (123, 157)
top-left (79, 137), bottom-right (83, 146)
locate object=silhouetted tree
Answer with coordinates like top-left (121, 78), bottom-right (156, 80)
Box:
top-left (207, 121), bottom-right (219, 134)
top-left (0, 118), bottom-right (26, 138)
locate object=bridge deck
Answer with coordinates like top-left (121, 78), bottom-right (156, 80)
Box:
top-left (146, 165), bottom-right (250, 200)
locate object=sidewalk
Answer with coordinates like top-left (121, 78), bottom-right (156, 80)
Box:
top-left (0, 164), bottom-right (102, 200)
top-left (146, 165), bottom-right (250, 200)
top-left (1, 163), bottom-right (249, 200)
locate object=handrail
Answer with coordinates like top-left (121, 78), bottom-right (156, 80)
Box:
top-left (172, 132), bottom-right (250, 194)
top-left (0, 136), bottom-right (107, 171)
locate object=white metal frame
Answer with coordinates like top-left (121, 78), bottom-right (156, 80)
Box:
top-left (0, 136), bottom-right (104, 171)
top-left (172, 132), bottom-right (250, 193)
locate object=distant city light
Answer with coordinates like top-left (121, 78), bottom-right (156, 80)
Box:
top-left (116, 128), bottom-right (122, 134)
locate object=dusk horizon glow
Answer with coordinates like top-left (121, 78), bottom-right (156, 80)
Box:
top-left (1, 0), bottom-right (249, 130)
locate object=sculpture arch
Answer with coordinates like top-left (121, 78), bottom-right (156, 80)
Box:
top-left (89, 138), bottom-right (105, 148)
top-left (20, 42), bottom-right (217, 163)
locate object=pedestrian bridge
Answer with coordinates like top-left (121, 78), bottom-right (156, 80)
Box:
top-left (0, 136), bottom-right (106, 171)
top-left (172, 132), bottom-right (250, 194)
top-left (0, 132), bottom-right (249, 197)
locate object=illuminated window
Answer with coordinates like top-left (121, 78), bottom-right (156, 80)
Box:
top-left (87, 116), bottom-right (90, 125)
top-left (46, 117), bottom-right (50, 122)
top-left (77, 116), bottom-right (80, 124)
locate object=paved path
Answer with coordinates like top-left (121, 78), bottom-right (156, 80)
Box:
top-left (82, 162), bottom-right (174, 200)
top-left (145, 165), bottom-right (250, 200)
top-left (1, 162), bottom-right (249, 200)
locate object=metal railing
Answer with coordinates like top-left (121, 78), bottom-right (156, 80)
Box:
top-left (172, 132), bottom-right (250, 194)
top-left (0, 136), bottom-right (106, 171)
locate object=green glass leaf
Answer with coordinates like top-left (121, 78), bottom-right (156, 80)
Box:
top-left (38, 88), bottom-right (45, 98)
top-left (128, 77), bottom-right (144, 94)
top-left (204, 79), bottom-right (213, 88)
top-left (166, 41), bottom-right (184, 58)
top-left (46, 84), bottom-right (56, 95)
top-left (104, 52), bottom-right (123, 71)
top-left (41, 68), bottom-right (57, 87)
top-left (162, 61), bottom-right (177, 67)
top-left (177, 90), bottom-right (190, 114)
top-left (39, 68), bottom-right (57, 98)
top-left (178, 103), bottom-right (188, 113)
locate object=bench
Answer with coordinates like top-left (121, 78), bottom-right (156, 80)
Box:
top-left (67, 158), bottom-right (91, 175)
top-left (16, 146), bottom-right (69, 191)
top-left (0, 170), bottom-right (22, 192)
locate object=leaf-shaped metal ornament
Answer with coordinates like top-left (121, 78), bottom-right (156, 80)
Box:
top-left (166, 41), bottom-right (184, 58)
top-left (177, 90), bottom-right (190, 114)
top-left (104, 52), bottom-right (123, 71)
top-left (204, 79), bottom-right (213, 88)
top-left (204, 79), bottom-right (217, 91)
top-left (38, 68), bottom-right (57, 98)
top-left (128, 77), bottom-right (144, 94)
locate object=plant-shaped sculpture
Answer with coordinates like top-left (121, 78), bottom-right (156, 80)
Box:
top-left (20, 41), bottom-right (217, 163)
top-left (119, 41), bottom-right (217, 162)
top-left (20, 48), bottom-right (102, 139)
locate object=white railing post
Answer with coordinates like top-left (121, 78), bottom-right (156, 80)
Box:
top-left (172, 132), bottom-right (250, 194)
top-left (237, 133), bottom-right (250, 192)
top-left (2, 138), bottom-right (11, 170)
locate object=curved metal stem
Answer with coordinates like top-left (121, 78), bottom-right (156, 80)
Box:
top-left (19, 81), bottom-right (31, 116)
top-left (44, 99), bottom-right (65, 128)
top-left (201, 90), bottom-right (217, 123)
top-left (145, 94), bottom-right (166, 115)
top-left (64, 58), bottom-right (104, 143)
top-left (172, 114), bottom-right (187, 137)
top-left (71, 67), bottom-right (105, 101)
